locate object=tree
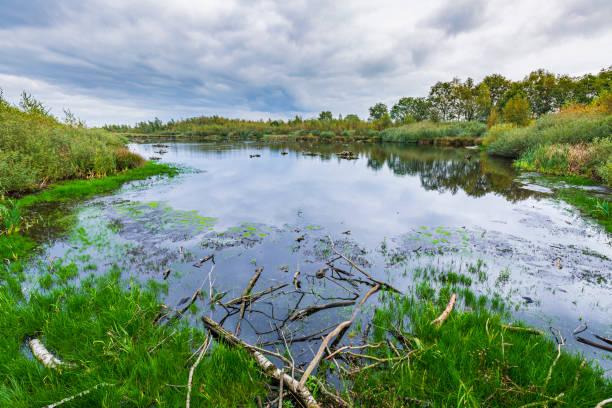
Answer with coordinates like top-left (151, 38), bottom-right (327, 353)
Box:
top-left (390, 97), bottom-right (431, 123)
top-left (429, 80), bottom-right (459, 120)
top-left (368, 103), bottom-right (388, 121)
top-left (522, 69), bottom-right (557, 117)
top-left (502, 95), bottom-right (530, 126)
top-left (19, 92), bottom-right (51, 117)
top-left (482, 74), bottom-right (511, 108)
top-left (345, 114), bottom-right (360, 122)
top-left (318, 111), bottom-right (332, 121)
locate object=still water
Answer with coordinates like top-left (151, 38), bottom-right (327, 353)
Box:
top-left (32, 141), bottom-right (612, 370)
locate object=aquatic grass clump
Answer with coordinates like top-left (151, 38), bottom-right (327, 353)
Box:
top-left (349, 286), bottom-right (612, 407)
top-left (0, 270), bottom-right (267, 407)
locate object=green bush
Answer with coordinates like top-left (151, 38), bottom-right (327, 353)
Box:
top-left (482, 123), bottom-right (516, 146)
top-left (319, 130), bottom-right (335, 139)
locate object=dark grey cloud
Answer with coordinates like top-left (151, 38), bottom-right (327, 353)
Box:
top-left (423, 0), bottom-right (488, 35)
top-left (0, 0), bottom-right (610, 125)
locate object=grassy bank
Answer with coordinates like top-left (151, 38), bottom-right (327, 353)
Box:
top-left (380, 120), bottom-right (486, 145)
top-left (0, 93), bottom-right (144, 195)
top-left (0, 162), bottom-right (178, 261)
top-left (0, 269), bottom-right (267, 407)
top-left (350, 283), bottom-right (611, 407)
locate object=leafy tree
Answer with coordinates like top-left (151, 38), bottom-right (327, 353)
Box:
top-left (368, 103), bottom-right (388, 121)
top-left (345, 114), bottom-right (360, 121)
top-left (502, 95), bottom-right (530, 126)
top-left (390, 97), bottom-right (431, 123)
top-left (523, 69), bottom-right (557, 117)
top-left (482, 74), bottom-right (511, 107)
top-left (318, 111), bottom-right (332, 121)
top-left (429, 80), bottom-right (459, 120)
top-left (373, 112), bottom-right (392, 130)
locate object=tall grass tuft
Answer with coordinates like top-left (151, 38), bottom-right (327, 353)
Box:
top-left (0, 93), bottom-right (144, 194)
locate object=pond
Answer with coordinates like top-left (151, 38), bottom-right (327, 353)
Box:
top-left (27, 140), bottom-right (612, 370)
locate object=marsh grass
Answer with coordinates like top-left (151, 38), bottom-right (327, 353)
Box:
top-left (558, 188), bottom-right (612, 233)
top-left (349, 283), bottom-right (611, 407)
top-left (380, 121), bottom-right (486, 144)
top-left (0, 94), bottom-right (145, 194)
top-left (487, 112), bottom-right (612, 159)
top-left (0, 270), bottom-right (267, 407)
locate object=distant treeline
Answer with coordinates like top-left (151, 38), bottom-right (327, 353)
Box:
top-left (103, 66), bottom-right (611, 135)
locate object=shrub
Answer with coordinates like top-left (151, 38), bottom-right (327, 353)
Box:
top-left (503, 95), bottom-right (531, 126)
top-left (319, 130), bottom-right (335, 139)
top-left (0, 96), bottom-right (144, 193)
top-left (482, 123), bottom-right (516, 146)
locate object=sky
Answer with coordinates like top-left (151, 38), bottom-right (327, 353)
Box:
top-left (1, 0), bottom-right (611, 126)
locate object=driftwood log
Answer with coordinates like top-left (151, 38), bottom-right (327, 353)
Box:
top-left (201, 314), bottom-right (320, 408)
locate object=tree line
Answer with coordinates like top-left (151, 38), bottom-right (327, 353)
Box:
top-left (369, 66), bottom-right (612, 126)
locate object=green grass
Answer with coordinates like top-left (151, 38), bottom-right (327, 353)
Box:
top-left (17, 162), bottom-right (179, 207)
top-left (0, 94), bottom-right (145, 194)
top-left (487, 112), bottom-right (612, 159)
top-left (348, 284), bottom-right (611, 407)
top-left (0, 270), bottom-right (267, 407)
top-left (558, 188), bottom-right (612, 233)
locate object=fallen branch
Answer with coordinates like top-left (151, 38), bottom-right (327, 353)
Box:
top-left (543, 327), bottom-right (565, 390)
top-left (596, 398), bottom-right (612, 408)
top-left (576, 336), bottom-right (612, 352)
top-left (186, 335), bottom-right (211, 408)
top-left (299, 283), bottom-right (381, 387)
top-left (201, 314), bottom-right (320, 408)
top-left (594, 334), bottom-right (612, 346)
top-left (293, 263), bottom-right (301, 289)
top-left (328, 235), bottom-right (400, 293)
top-left (430, 293), bottom-right (456, 327)
top-left (500, 324), bottom-right (543, 336)
top-left (193, 254), bottom-right (215, 267)
top-left (221, 284), bottom-right (287, 307)
top-left (42, 383), bottom-right (115, 408)
top-left (289, 300), bottom-right (355, 321)
top-left (29, 338), bottom-right (67, 369)
top-left (235, 266), bottom-right (264, 335)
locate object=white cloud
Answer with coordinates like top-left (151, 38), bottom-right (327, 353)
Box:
top-left (0, 0), bottom-right (610, 125)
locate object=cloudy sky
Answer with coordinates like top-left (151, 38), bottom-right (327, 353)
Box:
top-left (1, 0), bottom-right (610, 126)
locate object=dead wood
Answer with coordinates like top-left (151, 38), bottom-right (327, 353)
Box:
top-left (576, 336), bottom-right (612, 352)
top-left (193, 254), bottom-right (215, 267)
top-left (430, 293), bottom-right (456, 327)
top-left (29, 338), bottom-right (67, 369)
top-left (596, 398), bottom-right (612, 408)
top-left (594, 334), bottom-right (612, 346)
top-left (299, 283), bottom-right (381, 387)
top-left (293, 263), bottom-right (301, 289)
top-left (500, 324), bottom-right (543, 335)
top-left (328, 235), bottom-right (400, 293)
top-left (290, 300), bottom-right (355, 321)
top-left (235, 266), bottom-right (264, 336)
top-left (163, 269), bottom-right (171, 280)
top-left (43, 383), bottom-right (115, 408)
top-left (201, 314), bottom-right (320, 408)
top-left (186, 335), bottom-right (211, 408)
top-left (221, 284), bottom-right (287, 307)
